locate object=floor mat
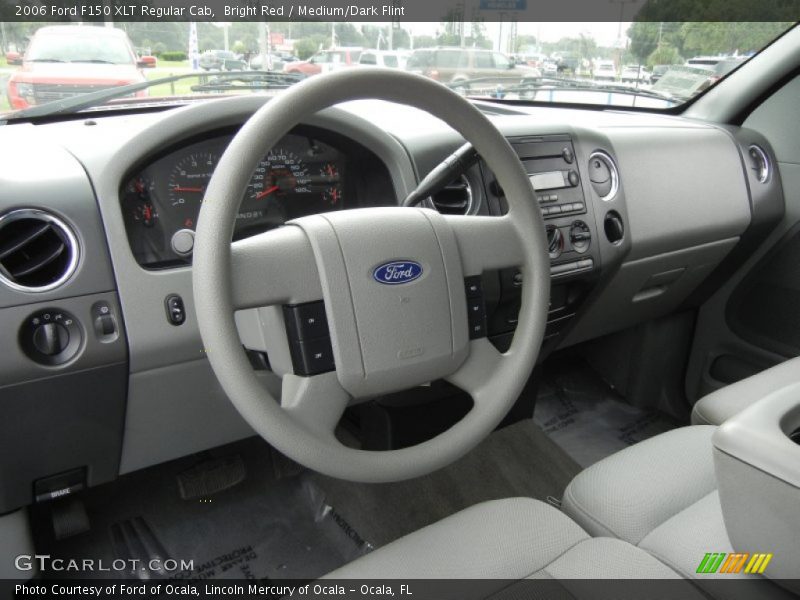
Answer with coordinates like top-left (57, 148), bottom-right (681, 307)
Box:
top-left (534, 360), bottom-right (682, 468)
top-left (311, 419), bottom-right (581, 548)
top-left (33, 438), bottom-right (369, 581)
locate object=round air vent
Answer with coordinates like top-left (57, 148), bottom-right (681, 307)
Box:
top-left (431, 175), bottom-right (475, 215)
top-left (588, 151), bottom-right (619, 201)
top-left (747, 145), bottom-right (770, 183)
top-left (0, 209), bottom-right (79, 292)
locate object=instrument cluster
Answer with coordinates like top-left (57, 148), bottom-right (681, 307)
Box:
top-left (121, 128), bottom-right (348, 268)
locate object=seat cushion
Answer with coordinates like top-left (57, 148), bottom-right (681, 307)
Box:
top-left (562, 426), bottom-right (716, 545)
top-left (692, 357), bottom-right (799, 426)
top-left (326, 498), bottom-right (704, 599)
top-left (325, 497), bottom-right (589, 579)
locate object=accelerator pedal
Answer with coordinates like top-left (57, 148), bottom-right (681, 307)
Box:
top-left (51, 496), bottom-right (90, 540)
top-left (177, 454), bottom-right (246, 500)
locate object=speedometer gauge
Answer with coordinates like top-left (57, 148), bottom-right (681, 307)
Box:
top-left (246, 149), bottom-right (311, 201)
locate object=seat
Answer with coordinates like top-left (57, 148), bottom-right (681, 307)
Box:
top-left (562, 426), bottom-right (794, 599)
top-left (326, 497), bottom-right (704, 599)
top-left (692, 357), bottom-right (800, 426)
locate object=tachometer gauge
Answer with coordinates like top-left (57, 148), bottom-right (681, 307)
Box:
top-left (246, 149), bottom-right (311, 202)
top-left (168, 151), bottom-right (217, 209)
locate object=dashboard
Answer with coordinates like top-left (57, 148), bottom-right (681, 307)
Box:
top-left (0, 94), bottom-right (785, 513)
top-left (121, 126), bottom-right (384, 268)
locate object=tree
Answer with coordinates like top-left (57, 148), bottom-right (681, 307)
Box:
top-left (647, 43), bottom-right (682, 67)
top-left (627, 22), bottom-right (660, 62)
top-left (293, 38), bottom-right (318, 60)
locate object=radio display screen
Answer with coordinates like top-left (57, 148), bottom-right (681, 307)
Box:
top-left (529, 171), bottom-right (566, 190)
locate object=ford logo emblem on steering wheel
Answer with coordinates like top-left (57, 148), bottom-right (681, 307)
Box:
top-left (373, 260), bottom-right (423, 285)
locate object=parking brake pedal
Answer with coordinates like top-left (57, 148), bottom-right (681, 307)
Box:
top-left (177, 455), bottom-right (246, 500)
top-left (51, 497), bottom-right (90, 540)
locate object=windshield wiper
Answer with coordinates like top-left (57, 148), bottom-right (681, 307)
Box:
top-left (27, 58), bottom-right (66, 63)
top-left (460, 77), bottom-right (677, 103)
top-left (4, 71), bottom-right (293, 120)
top-left (190, 71), bottom-right (304, 92)
top-left (71, 59), bottom-right (119, 65)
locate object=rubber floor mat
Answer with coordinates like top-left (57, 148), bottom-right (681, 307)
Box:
top-left (33, 438), bottom-right (370, 581)
top-left (534, 360), bottom-right (681, 467)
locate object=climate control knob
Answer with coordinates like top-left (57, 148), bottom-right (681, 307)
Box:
top-left (569, 221), bottom-right (592, 253)
top-left (546, 225), bottom-right (563, 259)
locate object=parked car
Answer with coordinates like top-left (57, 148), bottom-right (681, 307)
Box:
top-left (198, 50), bottom-right (246, 71)
top-left (358, 50), bottom-right (407, 69)
top-left (557, 53), bottom-right (581, 73)
top-left (5, 50), bottom-right (22, 66)
top-left (284, 47), bottom-right (363, 76)
top-left (542, 60), bottom-right (558, 75)
top-left (406, 47), bottom-right (541, 84)
top-left (248, 52), bottom-right (299, 72)
top-left (620, 65), bottom-right (651, 84)
top-left (650, 64), bottom-right (670, 83)
top-left (593, 60), bottom-right (617, 81)
top-left (6, 25), bottom-right (147, 109)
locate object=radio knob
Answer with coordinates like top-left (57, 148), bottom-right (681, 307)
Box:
top-left (568, 170), bottom-right (580, 186)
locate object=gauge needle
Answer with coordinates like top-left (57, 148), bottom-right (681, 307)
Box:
top-left (172, 186), bottom-right (204, 193)
top-left (256, 185), bottom-right (280, 199)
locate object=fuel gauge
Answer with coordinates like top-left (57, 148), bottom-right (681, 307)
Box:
top-left (133, 202), bottom-right (158, 228)
top-left (323, 185), bottom-right (342, 206)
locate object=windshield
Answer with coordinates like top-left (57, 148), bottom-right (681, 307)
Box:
top-left (0, 20), bottom-right (795, 119)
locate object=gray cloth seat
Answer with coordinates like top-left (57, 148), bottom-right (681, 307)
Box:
top-left (326, 497), bottom-right (703, 598)
top-left (692, 357), bottom-right (800, 426)
top-left (562, 426), bottom-right (793, 598)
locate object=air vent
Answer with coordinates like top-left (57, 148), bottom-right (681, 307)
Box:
top-left (431, 175), bottom-right (474, 215)
top-left (0, 209), bottom-right (79, 292)
top-left (748, 145), bottom-right (770, 183)
top-left (588, 151), bottom-right (619, 201)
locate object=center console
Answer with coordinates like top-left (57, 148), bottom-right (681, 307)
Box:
top-left (713, 384), bottom-right (800, 590)
top-left (481, 134), bottom-right (612, 352)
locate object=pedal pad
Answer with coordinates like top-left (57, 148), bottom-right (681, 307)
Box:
top-left (51, 496), bottom-right (90, 540)
top-left (270, 448), bottom-right (304, 480)
top-left (177, 454), bottom-right (246, 500)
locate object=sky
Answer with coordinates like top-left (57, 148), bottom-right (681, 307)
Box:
top-left (403, 21), bottom-right (630, 47)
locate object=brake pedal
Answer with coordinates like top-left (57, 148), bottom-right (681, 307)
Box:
top-left (51, 496), bottom-right (90, 540)
top-left (177, 454), bottom-right (246, 500)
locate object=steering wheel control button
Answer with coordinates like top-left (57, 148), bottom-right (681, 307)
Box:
top-left (283, 301), bottom-right (329, 341)
top-left (165, 294), bottom-right (186, 326)
top-left (464, 277), bottom-right (487, 340)
top-left (19, 309), bottom-right (82, 365)
top-left (464, 276), bottom-right (483, 298)
top-left (170, 228), bottom-right (195, 257)
top-left (289, 338), bottom-right (335, 376)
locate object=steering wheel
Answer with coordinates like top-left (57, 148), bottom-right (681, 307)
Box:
top-left (193, 69), bottom-right (550, 483)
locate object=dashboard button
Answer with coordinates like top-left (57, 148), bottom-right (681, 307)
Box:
top-left (551, 262), bottom-right (578, 276)
top-left (165, 294), bottom-right (186, 326)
